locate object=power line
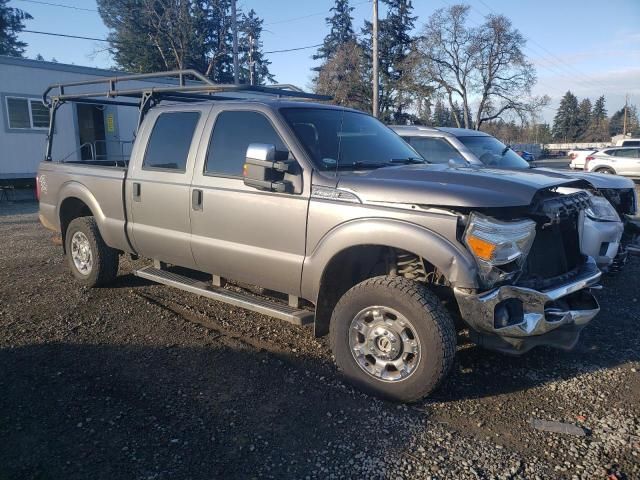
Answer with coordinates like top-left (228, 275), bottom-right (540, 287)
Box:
top-left (22, 29), bottom-right (109, 42)
top-left (265, 43), bottom-right (323, 54)
top-left (264, 0), bottom-right (370, 26)
top-left (16, 0), bottom-right (98, 12)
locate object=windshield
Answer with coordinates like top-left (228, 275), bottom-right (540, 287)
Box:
top-left (457, 136), bottom-right (530, 169)
top-left (280, 108), bottom-right (423, 171)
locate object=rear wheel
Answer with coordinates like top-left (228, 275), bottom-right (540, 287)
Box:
top-left (595, 167), bottom-right (615, 175)
top-left (329, 276), bottom-right (456, 402)
top-left (65, 217), bottom-right (118, 287)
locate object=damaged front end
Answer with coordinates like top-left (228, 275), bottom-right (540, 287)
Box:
top-left (454, 189), bottom-right (603, 354)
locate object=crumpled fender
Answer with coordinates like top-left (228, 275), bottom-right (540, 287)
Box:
top-left (301, 217), bottom-right (479, 303)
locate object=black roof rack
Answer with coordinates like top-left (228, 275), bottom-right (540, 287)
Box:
top-left (42, 69), bottom-right (331, 107)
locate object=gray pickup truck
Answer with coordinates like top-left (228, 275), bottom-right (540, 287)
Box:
top-left (39, 72), bottom-right (604, 402)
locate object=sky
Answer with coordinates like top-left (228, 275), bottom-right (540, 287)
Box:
top-left (10, 0), bottom-right (640, 123)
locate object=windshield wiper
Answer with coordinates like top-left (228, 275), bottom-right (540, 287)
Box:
top-left (501, 145), bottom-right (511, 156)
top-left (333, 161), bottom-right (386, 170)
top-left (388, 157), bottom-right (428, 165)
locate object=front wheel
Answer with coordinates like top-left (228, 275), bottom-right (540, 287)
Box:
top-left (329, 276), bottom-right (456, 402)
top-left (595, 167), bottom-right (615, 175)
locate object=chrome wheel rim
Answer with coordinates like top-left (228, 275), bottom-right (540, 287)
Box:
top-left (71, 231), bottom-right (93, 275)
top-left (349, 306), bottom-right (421, 382)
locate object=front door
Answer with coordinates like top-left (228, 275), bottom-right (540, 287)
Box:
top-left (127, 108), bottom-right (207, 268)
top-left (189, 108), bottom-right (309, 295)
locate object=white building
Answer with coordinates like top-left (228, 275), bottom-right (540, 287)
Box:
top-left (0, 56), bottom-right (159, 180)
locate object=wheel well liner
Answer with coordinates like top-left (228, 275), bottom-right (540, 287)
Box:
top-left (59, 197), bottom-right (94, 253)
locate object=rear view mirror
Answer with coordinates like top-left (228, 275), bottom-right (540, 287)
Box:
top-left (243, 143), bottom-right (294, 193)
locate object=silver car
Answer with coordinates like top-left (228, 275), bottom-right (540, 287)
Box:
top-left (584, 147), bottom-right (640, 178)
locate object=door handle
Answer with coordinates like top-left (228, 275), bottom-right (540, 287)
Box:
top-left (133, 182), bottom-right (141, 201)
top-left (192, 189), bottom-right (203, 211)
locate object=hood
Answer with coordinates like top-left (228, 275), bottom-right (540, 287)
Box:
top-left (336, 164), bottom-right (582, 208)
top-left (536, 167), bottom-right (636, 189)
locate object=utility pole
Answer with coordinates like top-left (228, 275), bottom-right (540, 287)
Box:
top-left (623, 93), bottom-right (629, 136)
top-left (249, 33), bottom-right (255, 86)
top-left (232, 0), bottom-right (239, 84)
top-left (372, 0), bottom-right (379, 118)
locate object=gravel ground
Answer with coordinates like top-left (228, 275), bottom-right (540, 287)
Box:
top-left (1, 202), bottom-right (639, 480)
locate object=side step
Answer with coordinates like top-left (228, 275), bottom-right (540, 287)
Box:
top-left (134, 266), bottom-right (314, 326)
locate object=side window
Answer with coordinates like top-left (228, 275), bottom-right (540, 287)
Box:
top-left (615, 149), bottom-right (636, 158)
top-left (205, 111), bottom-right (286, 177)
top-left (143, 111), bottom-right (200, 171)
top-left (622, 141), bottom-right (639, 147)
top-left (408, 137), bottom-right (464, 164)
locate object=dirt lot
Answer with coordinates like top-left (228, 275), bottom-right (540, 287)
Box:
top-left (1, 202), bottom-right (639, 480)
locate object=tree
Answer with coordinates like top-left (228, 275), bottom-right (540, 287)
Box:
top-left (97, 0), bottom-right (235, 82)
top-left (583, 95), bottom-right (608, 142)
top-left (237, 9), bottom-right (274, 85)
top-left (431, 98), bottom-right (453, 127)
top-left (0, 0), bottom-right (32, 57)
top-left (313, 0), bottom-right (355, 66)
top-left (315, 41), bottom-right (370, 112)
top-left (576, 98), bottom-right (592, 140)
top-left (552, 91), bottom-right (579, 141)
top-left (610, 105), bottom-right (640, 137)
top-left (414, 4), bottom-right (547, 129)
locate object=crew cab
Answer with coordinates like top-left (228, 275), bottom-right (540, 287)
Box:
top-left (39, 71), bottom-right (605, 402)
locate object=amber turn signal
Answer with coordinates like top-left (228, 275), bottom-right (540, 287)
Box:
top-left (466, 235), bottom-right (497, 261)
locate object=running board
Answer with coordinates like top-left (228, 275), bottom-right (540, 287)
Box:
top-left (134, 266), bottom-right (314, 326)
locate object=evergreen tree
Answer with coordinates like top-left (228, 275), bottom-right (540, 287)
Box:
top-left (313, 0), bottom-right (355, 65)
top-left (609, 105), bottom-right (640, 137)
top-left (0, 0), bottom-right (32, 57)
top-left (431, 99), bottom-right (452, 127)
top-left (583, 95), bottom-right (608, 141)
top-left (238, 9), bottom-right (274, 85)
top-left (576, 98), bottom-right (592, 140)
top-left (552, 91), bottom-right (580, 141)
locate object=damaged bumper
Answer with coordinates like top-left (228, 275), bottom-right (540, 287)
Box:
top-left (454, 257), bottom-right (602, 354)
top-left (581, 216), bottom-right (624, 270)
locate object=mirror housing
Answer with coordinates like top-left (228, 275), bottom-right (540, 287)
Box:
top-left (243, 143), bottom-right (294, 193)
top-left (448, 157), bottom-right (467, 167)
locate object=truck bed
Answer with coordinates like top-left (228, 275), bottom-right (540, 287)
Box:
top-left (37, 160), bottom-right (133, 253)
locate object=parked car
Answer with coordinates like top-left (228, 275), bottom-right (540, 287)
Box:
top-left (391, 126), bottom-right (637, 270)
top-left (569, 149), bottom-right (597, 170)
top-left (39, 72), bottom-right (606, 402)
top-left (616, 138), bottom-right (640, 147)
top-left (516, 150), bottom-right (535, 162)
top-left (584, 147), bottom-right (640, 178)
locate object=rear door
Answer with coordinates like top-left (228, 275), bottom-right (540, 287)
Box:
top-left (189, 106), bottom-right (309, 295)
top-left (611, 148), bottom-right (640, 176)
top-left (127, 107), bottom-right (208, 268)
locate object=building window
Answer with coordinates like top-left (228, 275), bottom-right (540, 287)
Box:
top-left (5, 96), bottom-right (50, 130)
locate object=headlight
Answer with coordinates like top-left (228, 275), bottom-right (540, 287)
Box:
top-left (585, 196), bottom-right (620, 222)
top-left (464, 213), bottom-right (537, 287)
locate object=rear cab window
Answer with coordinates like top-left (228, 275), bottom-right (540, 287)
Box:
top-left (143, 111), bottom-right (201, 172)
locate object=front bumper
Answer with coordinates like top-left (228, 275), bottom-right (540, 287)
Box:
top-left (454, 257), bottom-right (601, 354)
top-left (580, 216), bottom-right (623, 270)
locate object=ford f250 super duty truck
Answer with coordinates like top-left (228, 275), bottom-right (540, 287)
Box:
top-left (38, 71), bottom-right (604, 402)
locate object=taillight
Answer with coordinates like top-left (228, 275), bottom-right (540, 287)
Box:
top-left (35, 174), bottom-right (41, 201)
top-left (584, 156), bottom-right (594, 171)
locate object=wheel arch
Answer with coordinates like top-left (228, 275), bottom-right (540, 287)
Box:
top-left (302, 218), bottom-right (478, 336)
top-left (58, 183), bottom-right (105, 253)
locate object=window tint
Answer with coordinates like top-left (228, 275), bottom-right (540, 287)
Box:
top-left (621, 140), bottom-right (640, 147)
top-left (7, 98), bottom-right (31, 129)
top-left (407, 136), bottom-right (464, 164)
top-left (206, 111), bottom-right (286, 176)
top-left (613, 149), bottom-right (638, 158)
top-left (143, 112), bottom-right (200, 171)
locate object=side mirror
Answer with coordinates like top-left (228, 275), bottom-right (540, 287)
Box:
top-left (243, 143), bottom-right (294, 193)
top-left (448, 157), bottom-right (467, 167)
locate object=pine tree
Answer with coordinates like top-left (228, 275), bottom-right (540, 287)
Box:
top-left (0, 0), bottom-right (32, 57)
top-left (238, 9), bottom-right (274, 85)
top-left (610, 105), bottom-right (640, 137)
top-left (583, 95), bottom-right (608, 142)
top-left (313, 0), bottom-right (355, 65)
top-left (552, 91), bottom-right (580, 141)
top-left (576, 98), bottom-right (592, 140)
top-left (431, 99), bottom-right (452, 127)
